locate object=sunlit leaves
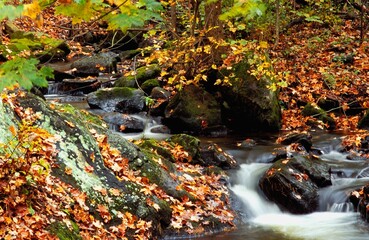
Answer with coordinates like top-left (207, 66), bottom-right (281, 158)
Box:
top-left (23, 0), bottom-right (42, 20)
top-left (0, 1), bottom-right (23, 21)
top-left (0, 58), bottom-right (53, 91)
top-left (220, 0), bottom-right (266, 21)
top-left (106, 0), bottom-right (162, 32)
top-left (55, 1), bottom-right (95, 24)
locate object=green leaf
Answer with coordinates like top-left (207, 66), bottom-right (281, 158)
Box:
top-left (0, 58), bottom-right (53, 91)
top-left (0, 3), bottom-right (24, 21)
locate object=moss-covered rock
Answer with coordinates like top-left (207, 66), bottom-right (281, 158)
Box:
top-left (164, 85), bottom-right (222, 134)
top-left (141, 79), bottom-right (160, 94)
top-left (302, 103), bottom-right (336, 130)
top-left (218, 59), bottom-right (281, 132)
top-left (87, 87), bottom-right (146, 113)
top-left (15, 92), bottom-right (170, 236)
top-left (1, 92), bottom-right (235, 238)
top-left (114, 64), bottom-right (161, 88)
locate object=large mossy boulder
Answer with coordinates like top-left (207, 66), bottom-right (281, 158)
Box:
top-left (218, 60), bottom-right (281, 131)
top-left (0, 92), bottom-right (235, 238)
top-left (87, 87), bottom-right (146, 113)
top-left (71, 52), bottom-right (119, 76)
top-left (11, 92), bottom-right (170, 237)
top-left (114, 64), bottom-right (161, 88)
top-left (163, 85), bottom-right (222, 134)
top-left (259, 156), bottom-right (331, 214)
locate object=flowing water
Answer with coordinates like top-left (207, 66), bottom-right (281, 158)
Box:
top-left (196, 134), bottom-right (369, 240)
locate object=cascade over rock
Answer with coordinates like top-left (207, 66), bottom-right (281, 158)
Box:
top-left (259, 155), bottom-right (331, 214)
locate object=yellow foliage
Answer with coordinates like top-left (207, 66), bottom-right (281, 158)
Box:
top-left (23, 1), bottom-right (42, 20)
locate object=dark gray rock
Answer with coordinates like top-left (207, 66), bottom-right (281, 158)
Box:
top-left (102, 112), bottom-right (146, 132)
top-left (259, 155), bottom-right (331, 214)
top-left (86, 87), bottom-right (146, 113)
top-left (71, 52), bottom-right (119, 76)
top-left (200, 143), bottom-right (238, 169)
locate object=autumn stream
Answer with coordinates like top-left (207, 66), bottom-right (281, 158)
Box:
top-left (46, 93), bottom-right (369, 239)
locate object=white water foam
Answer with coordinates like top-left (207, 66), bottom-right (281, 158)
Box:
top-left (231, 163), bottom-right (369, 240)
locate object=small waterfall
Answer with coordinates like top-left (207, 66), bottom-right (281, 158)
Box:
top-left (231, 163), bottom-right (280, 218)
top-left (113, 115), bottom-right (171, 140)
top-left (230, 152), bottom-right (369, 240)
top-left (47, 81), bottom-right (62, 95)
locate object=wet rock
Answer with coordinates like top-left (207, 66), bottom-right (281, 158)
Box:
top-left (238, 138), bottom-right (257, 149)
top-left (71, 52), bottom-right (119, 76)
top-left (200, 143), bottom-right (238, 169)
top-left (278, 132), bottom-right (313, 151)
top-left (164, 85), bottom-right (222, 134)
top-left (350, 184), bottom-right (369, 223)
top-left (150, 87), bottom-right (171, 100)
top-left (59, 77), bottom-right (101, 94)
top-left (201, 125), bottom-right (228, 138)
top-left (114, 64), bottom-right (161, 88)
top-left (149, 87), bottom-right (171, 116)
top-left (259, 155), bottom-right (331, 214)
top-left (102, 112), bottom-right (146, 132)
top-left (86, 87), bottom-right (146, 113)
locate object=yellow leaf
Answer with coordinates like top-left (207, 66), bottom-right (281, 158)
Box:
top-left (23, 1), bottom-right (42, 20)
top-left (259, 41), bottom-right (268, 49)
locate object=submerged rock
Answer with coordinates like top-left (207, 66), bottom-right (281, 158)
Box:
top-left (259, 156), bottom-right (331, 214)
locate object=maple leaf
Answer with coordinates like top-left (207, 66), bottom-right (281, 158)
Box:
top-left (84, 165), bottom-right (94, 173)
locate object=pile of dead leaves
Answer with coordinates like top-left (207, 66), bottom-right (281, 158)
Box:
top-left (273, 20), bottom-right (369, 133)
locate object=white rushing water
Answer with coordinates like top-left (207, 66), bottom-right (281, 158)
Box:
top-left (231, 162), bottom-right (369, 240)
